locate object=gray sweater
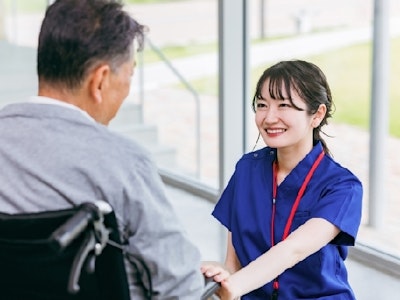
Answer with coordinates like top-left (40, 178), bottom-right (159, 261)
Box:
top-left (0, 102), bottom-right (204, 299)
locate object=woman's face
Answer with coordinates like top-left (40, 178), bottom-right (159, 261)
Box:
top-left (255, 78), bottom-right (316, 154)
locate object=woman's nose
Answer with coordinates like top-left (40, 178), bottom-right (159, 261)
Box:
top-left (263, 106), bottom-right (279, 123)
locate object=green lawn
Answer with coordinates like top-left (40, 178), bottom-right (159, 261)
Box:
top-left (305, 38), bottom-right (400, 137)
top-left (142, 43), bottom-right (217, 64)
top-left (2, 0), bottom-right (182, 13)
top-left (125, 0), bottom-right (185, 3)
top-left (3, 0), bottom-right (47, 13)
top-left (190, 38), bottom-right (400, 138)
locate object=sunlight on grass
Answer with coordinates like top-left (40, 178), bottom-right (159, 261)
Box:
top-left (2, 0), bottom-right (183, 13)
top-left (125, 0), bottom-right (185, 4)
top-left (142, 43), bottom-right (217, 64)
top-left (308, 38), bottom-right (399, 137)
top-left (3, 0), bottom-right (47, 13)
top-left (389, 38), bottom-right (400, 137)
top-left (189, 37), bottom-right (400, 138)
top-left (308, 43), bottom-right (372, 129)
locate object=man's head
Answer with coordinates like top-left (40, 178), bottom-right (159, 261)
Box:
top-left (37, 0), bottom-right (145, 124)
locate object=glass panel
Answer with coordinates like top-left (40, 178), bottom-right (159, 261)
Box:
top-left (0, 0), bottom-right (45, 105)
top-left (247, 0), bottom-right (400, 258)
top-left (124, 0), bottom-right (219, 188)
top-left (0, 0), bottom-right (220, 189)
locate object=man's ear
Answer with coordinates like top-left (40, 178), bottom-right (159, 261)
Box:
top-left (89, 64), bottom-right (111, 104)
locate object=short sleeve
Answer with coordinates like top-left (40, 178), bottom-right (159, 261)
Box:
top-left (212, 173), bottom-right (236, 231)
top-left (312, 177), bottom-right (363, 246)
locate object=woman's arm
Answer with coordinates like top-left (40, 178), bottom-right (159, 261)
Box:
top-left (225, 217), bottom-right (340, 298)
top-left (225, 233), bottom-right (242, 274)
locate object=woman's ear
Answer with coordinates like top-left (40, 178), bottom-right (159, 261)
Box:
top-left (89, 64), bottom-right (111, 104)
top-left (313, 104), bottom-right (327, 128)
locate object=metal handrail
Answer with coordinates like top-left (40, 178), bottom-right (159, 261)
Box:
top-left (137, 37), bottom-right (201, 178)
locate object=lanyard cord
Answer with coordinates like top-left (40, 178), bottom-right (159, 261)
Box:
top-left (270, 150), bottom-right (325, 295)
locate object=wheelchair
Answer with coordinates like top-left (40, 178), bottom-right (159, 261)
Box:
top-left (0, 201), bottom-right (219, 300)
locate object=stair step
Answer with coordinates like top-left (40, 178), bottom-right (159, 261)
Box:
top-left (110, 123), bottom-right (158, 146)
top-left (111, 101), bottom-right (143, 126)
top-left (109, 124), bottom-right (177, 169)
top-left (146, 144), bottom-right (177, 169)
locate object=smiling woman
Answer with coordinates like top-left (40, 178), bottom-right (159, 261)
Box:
top-left (252, 60), bottom-right (332, 156)
top-left (202, 60), bottom-right (363, 300)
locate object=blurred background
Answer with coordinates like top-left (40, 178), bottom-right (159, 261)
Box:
top-left (0, 0), bottom-right (399, 298)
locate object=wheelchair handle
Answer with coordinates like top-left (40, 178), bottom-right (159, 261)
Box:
top-left (201, 277), bottom-right (221, 300)
top-left (50, 203), bottom-right (100, 250)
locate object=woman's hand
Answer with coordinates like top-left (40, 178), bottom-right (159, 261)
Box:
top-left (201, 261), bottom-right (230, 283)
top-left (201, 261), bottom-right (240, 300)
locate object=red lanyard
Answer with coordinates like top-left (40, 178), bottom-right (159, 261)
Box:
top-left (270, 150), bottom-right (325, 298)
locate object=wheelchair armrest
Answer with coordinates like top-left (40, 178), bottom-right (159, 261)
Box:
top-left (48, 201), bottom-right (114, 294)
top-left (50, 203), bottom-right (101, 250)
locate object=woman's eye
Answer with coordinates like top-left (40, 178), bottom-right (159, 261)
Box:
top-left (279, 103), bottom-right (291, 108)
top-left (257, 103), bottom-right (267, 110)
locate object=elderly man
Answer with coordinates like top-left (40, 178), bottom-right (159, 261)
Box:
top-left (0, 0), bottom-right (204, 298)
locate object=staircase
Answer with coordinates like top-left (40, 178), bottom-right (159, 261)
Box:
top-left (109, 100), bottom-right (177, 169)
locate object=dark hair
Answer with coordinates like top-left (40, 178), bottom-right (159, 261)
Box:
top-left (37, 0), bottom-right (146, 89)
top-left (252, 60), bottom-right (334, 155)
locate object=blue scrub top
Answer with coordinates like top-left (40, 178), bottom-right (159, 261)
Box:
top-left (212, 142), bottom-right (363, 300)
